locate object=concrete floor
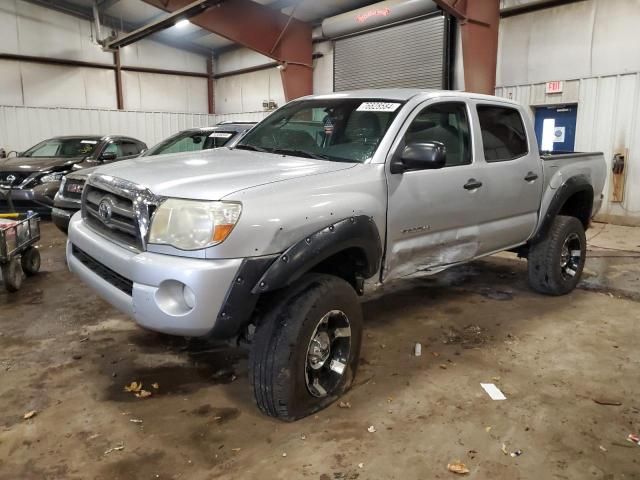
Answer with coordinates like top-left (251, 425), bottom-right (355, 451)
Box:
top-left (1, 222), bottom-right (639, 479)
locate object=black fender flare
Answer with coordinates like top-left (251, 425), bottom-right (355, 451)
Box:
top-left (252, 215), bottom-right (382, 294)
top-left (531, 174), bottom-right (594, 244)
top-left (207, 215), bottom-right (382, 340)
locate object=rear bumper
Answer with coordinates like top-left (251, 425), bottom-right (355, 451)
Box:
top-left (66, 213), bottom-right (243, 337)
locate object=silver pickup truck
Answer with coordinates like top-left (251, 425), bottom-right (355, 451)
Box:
top-left (67, 89), bottom-right (606, 420)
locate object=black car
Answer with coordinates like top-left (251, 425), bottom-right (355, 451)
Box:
top-left (52, 123), bottom-right (255, 233)
top-left (0, 135), bottom-right (147, 216)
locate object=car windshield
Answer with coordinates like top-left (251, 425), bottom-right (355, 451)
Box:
top-left (236, 98), bottom-right (404, 163)
top-left (144, 130), bottom-right (235, 156)
top-left (23, 138), bottom-right (100, 158)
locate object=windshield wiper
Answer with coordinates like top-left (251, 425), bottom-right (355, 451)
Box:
top-left (234, 144), bottom-right (268, 153)
top-left (271, 148), bottom-right (333, 161)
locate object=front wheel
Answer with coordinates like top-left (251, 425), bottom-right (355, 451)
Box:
top-left (527, 215), bottom-right (586, 295)
top-left (21, 247), bottom-right (41, 276)
top-left (1, 257), bottom-right (23, 292)
top-left (249, 274), bottom-right (362, 421)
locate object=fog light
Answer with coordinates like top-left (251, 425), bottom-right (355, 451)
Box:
top-left (155, 280), bottom-right (195, 316)
top-left (183, 284), bottom-right (196, 309)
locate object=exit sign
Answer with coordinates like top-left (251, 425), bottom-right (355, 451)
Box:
top-left (546, 81), bottom-right (563, 94)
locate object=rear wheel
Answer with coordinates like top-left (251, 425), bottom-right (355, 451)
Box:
top-left (21, 247), bottom-right (41, 276)
top-left (249, 274), bottom-right (362, 421)
top-left (1, 257), bottom-right (23, 292)
top-left (528, 215), bottom-right (586, 295)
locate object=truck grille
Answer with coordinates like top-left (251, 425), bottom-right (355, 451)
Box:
top-left (71, 245), bottom-right (133, 295)
top-left (81, 174), bottom-right (159, 251)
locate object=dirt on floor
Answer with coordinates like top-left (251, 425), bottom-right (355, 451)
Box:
top-left (0, 222), bottom-right (639, 480)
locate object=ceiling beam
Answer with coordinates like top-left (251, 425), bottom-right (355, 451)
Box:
top-left (96, 0), bottom-right (121, 11)
top-left (142, 0), bottom-right (313, 100)
top-left (106, 0), bottom-right (220, 49)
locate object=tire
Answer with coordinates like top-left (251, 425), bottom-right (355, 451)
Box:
top-left (249, 273), bottom-right (362, 421)
top-left (1, 257), bottom-right (23, 292)
top-left (21, 247), bottom-right (41, 276)
top-left (528, 215), bottom-right (586, 295)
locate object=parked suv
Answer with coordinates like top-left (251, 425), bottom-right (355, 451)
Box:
top-left (0, 135), bottom-right (146, 216)
top-left (67, 90), bottom-right (606, 420)
top-left (52, 124), bottom-right (254, 233)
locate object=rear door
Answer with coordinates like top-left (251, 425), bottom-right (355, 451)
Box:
top-left (384, 99), bottom-right (488, 280)
top-left (473, 103), bottom-right (542, 253)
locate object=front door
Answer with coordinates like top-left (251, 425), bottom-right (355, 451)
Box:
top-left (534, 105), bottom-right (578, 152)
top-left (384, 100), bottom-right (487, 280)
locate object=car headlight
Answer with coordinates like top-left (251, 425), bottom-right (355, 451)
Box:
top-left (40, 172), bottom-right (65, 184)
top-left (148, 199), bottom-right (242, 250)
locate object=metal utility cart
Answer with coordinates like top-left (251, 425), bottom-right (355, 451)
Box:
top-left (0, 186), bottom-right (41, 292)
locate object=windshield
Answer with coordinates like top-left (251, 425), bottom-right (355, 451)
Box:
top-left (236, 98), bottom-right (404, 163)
top-left (23, 138), bottom-right (100, 158)
top-left (144, 130), bottom-right (235, 156)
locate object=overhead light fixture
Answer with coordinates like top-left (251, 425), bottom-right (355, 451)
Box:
top-left (175, 19), bottom-right (191, 28)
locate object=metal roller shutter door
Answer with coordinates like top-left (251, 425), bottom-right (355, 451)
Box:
top-left (334, 15), bottom-right (446, 91)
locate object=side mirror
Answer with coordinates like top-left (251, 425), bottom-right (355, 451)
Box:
top-left (390, 141), bottom-right (446, 174)
top-left (100, 151), bottom-right (117, 161)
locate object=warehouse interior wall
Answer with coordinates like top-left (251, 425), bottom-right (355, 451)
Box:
top-left (0, 0), bottom-right (208, 113)
top-left (496, 0), bottom-right (640, 224)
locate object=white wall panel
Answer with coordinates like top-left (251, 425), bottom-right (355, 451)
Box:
top-left (0, 60), bottom-right (24, 105)
top-left (120, 39), bottom-right (207, 73)
top-left (122, 71), bottom-right (208, 113)
top-left (215, 68), bottom-right (285, 114)
top-left (215, 48), bottom-right (273, 74)
top-left (496, 73), bottom-right (640, 223)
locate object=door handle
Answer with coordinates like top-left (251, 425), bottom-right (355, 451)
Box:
top-left (524, 172), bottom-right (539, 182)
top-left (463, 179), bottom-right (483, 190)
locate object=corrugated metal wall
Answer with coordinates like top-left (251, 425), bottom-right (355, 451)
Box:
top-left (0, 106), bottom-right (270, 152)
top-left (495, 72), bottom-right (640, 224)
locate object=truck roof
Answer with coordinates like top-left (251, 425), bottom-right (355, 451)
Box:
top-left (302, 89), bottom-right (519, 105)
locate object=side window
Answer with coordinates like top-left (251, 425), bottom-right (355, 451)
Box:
top-left (477, 105), bottom-right (528, 162)
top-left (119, 141), bottom-right (142, 157)
top-left (102, 142), bottom-right (121, 157)
top-left (403, 102), bottom-right (471, 167)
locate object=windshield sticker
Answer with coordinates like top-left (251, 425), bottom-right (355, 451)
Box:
top-left (356, 102), bottom-right (401, 112)
top-left (323, 116), bottom-right (335, 135)
top-left (80, 140), bottom-right (98, 144)
top-left (209, 132), bottom-right (233, 138)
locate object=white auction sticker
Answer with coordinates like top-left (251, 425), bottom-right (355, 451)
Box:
top-left (209, 132), bottom-right (233, 138)
top-left (357, 102), bottom-right (401, 112)
top-left (80, 140), bottom-right (98, 144)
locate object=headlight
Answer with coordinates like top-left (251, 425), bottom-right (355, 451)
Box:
top-left (40, 172), bottom-right (65, 184)
top-left (149, 199), bottom-right (242, 250)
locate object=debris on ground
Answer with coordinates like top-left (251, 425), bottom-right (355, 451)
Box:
top-left (129, 419), bottom-right (143, 424)
top-left (479, 288), bottom-right (514, 301)
top-left (442, 325), bottom-right (487, 348)
top-left (23, 410), bottom-right (37, 420)
top-left (124, 381), bottom-right (152, 398)
top-left (338, 401), bottom-right (351, 409)
top-left (501, 443), bottom-right (509, 455)
top-left (300, 434), bottom-right (306, 440)
top-left (79, 337), bottom-right (89, 342)
top-left (599, 445), bottom-right (608, 452)
top-left (367, 425), bottom-right (376, 433)
top-left (467, 450), bottom-right (478, 459)
top-left (104, 443), bottom-right (124, 455)
top-left (414, 343), bottom-right (422, 356)
top-left (447, 462), bottom-right (470, 474)
top-left (593, 398), bottom-right (622, 406)
top-left (88, 434), bottom-right (100, 440)
top-left (231, 448), bottom-right (241, 452)
top-left (510, 449), bottom-right (523, 457)
top-left (282, 452), bottom-right (287, 457)
top-left (432, 352), bottom-right (440, 357)
top-left (485, 426), bottom-right (492, 433)
top-left (358, 463), bottom-right (364, 469)
top-left (152, 383), bottom-right (159, 390)
top-left (440, 364), bottom-right (448, 370)
top-left (480, 383), bottom-right (507, 401)
top-left (627, 433), bottom-right (640, 446)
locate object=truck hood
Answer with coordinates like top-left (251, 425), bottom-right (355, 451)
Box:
top-left (0, 156), bottom-right (83, 172)
top-left (93, 148), bottom-right (357, 200)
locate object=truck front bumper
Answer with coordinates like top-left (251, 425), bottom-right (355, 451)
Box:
top-left (66, 213), bottom-right (243, 337)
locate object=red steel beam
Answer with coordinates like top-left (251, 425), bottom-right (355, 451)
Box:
top-left (142, 0), bottom-right (313, 101)
top-left (434, 0), bottom-right (500, 95)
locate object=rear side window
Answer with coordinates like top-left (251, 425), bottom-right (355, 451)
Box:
top-left (477, 106), bottom-right (528, 162)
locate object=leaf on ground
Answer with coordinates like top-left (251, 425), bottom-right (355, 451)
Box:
top-left (447, 462), bottom-right (470, 474)
top-left (338, 401), bottom-right (351, 409)
top-left (124, 381), bottom-right (142, 393)
top-left (151, 383), bottom-right (159, 390)
top-left (135, 389), bottom-right (152, 398)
